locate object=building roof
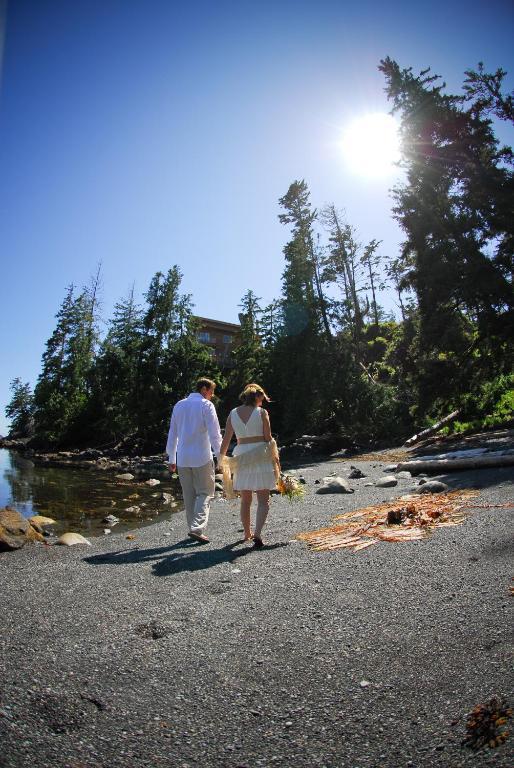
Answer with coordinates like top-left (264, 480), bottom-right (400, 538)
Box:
top-left (195, 316), bottom-right (240, 332)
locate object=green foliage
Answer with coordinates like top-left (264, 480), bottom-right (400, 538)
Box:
top-left (379, 57), bottom-right (514, 420)
top-left (5, 378), bottom-right (34, 437)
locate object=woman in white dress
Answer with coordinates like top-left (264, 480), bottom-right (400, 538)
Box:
top-left (218, 384), bottom-right (278, 547)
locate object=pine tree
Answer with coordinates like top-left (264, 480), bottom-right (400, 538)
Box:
top-left (379, 57), bottom-right (514, 414)
top-left (278, 180), bottom-right (333, 343)
top-left (320, 205), bottom-right (366, 355)
top-left (5, 378), bottom-right (34, 437)
top-left (89, 284), bottom-right (143, 443)
top-left (230, 290), bottom-right (267, 390)
top-left (33, 285), bottom-right (94, 445)
top-left (135, 268), bottom-right (219, 450)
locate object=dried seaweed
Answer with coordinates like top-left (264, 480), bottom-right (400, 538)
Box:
top-left (462, 697), bottom-right (512, 750)
top-left (297, 491), bottom-right (483, 552)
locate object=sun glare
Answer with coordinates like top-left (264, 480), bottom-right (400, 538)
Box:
top-left (341, 113), bottom-right (400, 178)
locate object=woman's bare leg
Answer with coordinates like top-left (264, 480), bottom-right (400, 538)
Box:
top-left (239, 490), bottom-right (253, 539)
top-left (254, 490), bottom-right (270, 543)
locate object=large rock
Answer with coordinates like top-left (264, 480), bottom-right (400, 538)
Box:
top-left (316, 477), bottom-right (354, 494)
top-left (29, 514), bottom-right (57, 527)
top-left (56, 532), bottom-right (91, 546)
top-left (375, 476), bottom-right (398, 488)
top-left (417, 480), bottom-right (449, 494)
top-left (0, 507), bottom-right (45, 550)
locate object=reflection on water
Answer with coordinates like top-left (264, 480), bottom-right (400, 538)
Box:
top-left (0, 449), bottom-right (182, 537)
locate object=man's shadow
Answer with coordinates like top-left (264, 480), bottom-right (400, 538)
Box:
top-left (84, 538), bottom-right (287, 577)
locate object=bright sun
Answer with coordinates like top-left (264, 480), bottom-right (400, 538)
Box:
top-left (341, 113), bottom-right (400, 178)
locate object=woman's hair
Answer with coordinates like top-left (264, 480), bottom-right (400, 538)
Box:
top-left (239, 383), bottom-right (270, 406)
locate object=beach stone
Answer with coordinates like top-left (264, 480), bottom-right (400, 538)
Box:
top-left (316, 477), bottom-right (354, 494)
top-left (145, 478), bottom-right (160, 486)
top-left (384, 464), bottom-right (398, 472)
top-left (102, 514), bottom-right (119, 526)
top-left (0, 507), bottom-right (45, 550)
top-left (417, 480), bottom-right (449, 494)
top-left (349, 467), bottom-right (367, 479)
top-left (396, 471), bottom-right (412, 479)
top-left (375, 476), bottom-right (398, 488)
top-left (29, 514), bottom-right (57, 527)
top-left (56, 532), bottom-right (91, 546)
top-left (116, 473), bottom-right (134, 481)
top-left (125, 506), bottom-right (141, 514)
top-left (161, 492), bottom-right (173, 504)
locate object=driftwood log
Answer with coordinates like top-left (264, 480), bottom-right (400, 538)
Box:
top-left (396, 454), bottom-right (514, 475)
top-left (403, 410), bottom-right (461, 447)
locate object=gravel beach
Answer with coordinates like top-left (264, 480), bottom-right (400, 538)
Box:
top-left (1, 454), bottom-right (513, 768)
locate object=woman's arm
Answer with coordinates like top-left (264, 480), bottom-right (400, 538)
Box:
top-left (261, 408), bottom-right (272, 442)
top-left (219, 415), bottom-right (234, 457)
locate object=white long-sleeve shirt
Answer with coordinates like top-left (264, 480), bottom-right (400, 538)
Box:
top-left (165, 392), bottom-right (222, 467)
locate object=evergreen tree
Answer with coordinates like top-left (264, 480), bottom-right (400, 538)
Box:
top-left (5, 378), bottom-right (34, 437)
top-left (360, 239), bottom-right (384, 328)
top-left (33, 285), bottom-right (94, 445)
top-left (278, 180), bottom-right (333, 344)
top-left (259, 299), bottom-right (281, 349)
top-left (320, 206), bottom-right (366, 356)
top-left (228, 290), bottom-right (267, 393)
top-left (89, 284), bottom-right (143, 443)
top-left (135, 268), bottom-right (219, 450)
top-left (379, 57), bottom-right (514, 415)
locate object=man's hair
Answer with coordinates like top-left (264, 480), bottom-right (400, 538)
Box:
top-left (196, 377), bottom-right (216, 392)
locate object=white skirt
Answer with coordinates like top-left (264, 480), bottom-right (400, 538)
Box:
top-left (231, 443), bottom-right (277, 491)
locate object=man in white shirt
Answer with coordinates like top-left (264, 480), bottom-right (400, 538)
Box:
top-left (166, 378), bottom-right (222, 543)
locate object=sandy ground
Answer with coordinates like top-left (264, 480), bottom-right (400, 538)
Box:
top-left (1, 453), bottom-right (513, 768)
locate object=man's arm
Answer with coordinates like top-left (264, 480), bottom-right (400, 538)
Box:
top-left (165, 407), bottom-right (179, 471)
top-left (204, 401), bottom-right (222, 458)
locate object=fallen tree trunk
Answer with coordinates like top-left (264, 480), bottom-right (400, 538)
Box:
top-left (396, 454), bottom-right (514, 475)
top-left (403, 410), bottom-right (461, 447)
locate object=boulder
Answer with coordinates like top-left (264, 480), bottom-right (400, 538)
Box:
top-left (416, 480), bottom-right (449, 494)
top-left (315, 477), bottom-right (354, 494)
top-left (375, 476), bottom-right (398, 488)
top-left (56, 532), bottom-right (91, 546)
top-left (29, 514), bottom-right (57, 527)
top-left (102, 514), bottom-right (120, 526)
top-left (0, 507), bottom-right (45, 550)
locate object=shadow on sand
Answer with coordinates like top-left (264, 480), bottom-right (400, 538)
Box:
top-left (84, 537), bottom-right (288, 576)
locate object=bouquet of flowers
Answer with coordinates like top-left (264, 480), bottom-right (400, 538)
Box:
top-left (277, 473), bottom-right (305, 502)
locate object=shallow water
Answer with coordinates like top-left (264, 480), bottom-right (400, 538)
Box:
top-left (0, 449), bottom-right (183, 537)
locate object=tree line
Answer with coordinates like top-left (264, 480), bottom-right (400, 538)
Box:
top-left (6, 59), bottom-right (513, 451)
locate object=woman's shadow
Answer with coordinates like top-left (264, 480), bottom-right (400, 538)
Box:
top-left (84, 538), bottom-right (287, 577)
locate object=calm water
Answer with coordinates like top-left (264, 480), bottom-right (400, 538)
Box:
top-left (0, 449), bottom-right (183, 537)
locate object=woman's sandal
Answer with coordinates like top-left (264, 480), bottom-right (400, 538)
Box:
top-left (252, 535), bottom-right (264, 549)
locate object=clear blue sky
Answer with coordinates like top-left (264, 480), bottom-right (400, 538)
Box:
top-left (1, 0), bottom-right (513, 434)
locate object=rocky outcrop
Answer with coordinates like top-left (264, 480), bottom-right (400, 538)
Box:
top-left (0, 507), bottom-right (46, 551)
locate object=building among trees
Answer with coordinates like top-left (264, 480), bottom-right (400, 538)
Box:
top-left (194, 316), bottom-right (240, 368)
